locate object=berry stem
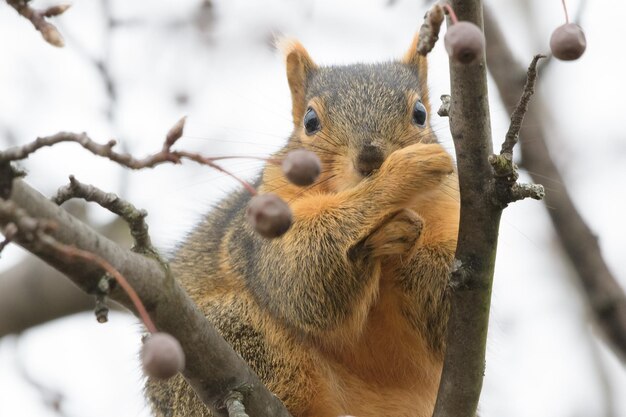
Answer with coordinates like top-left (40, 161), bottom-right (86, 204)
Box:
top-left (208, 155), bottom-right (281, 165)
top-left (177, 151), bottom-right (258, 195)
top-left (561, 0), bottom-right (570, 23)
top-left (53, 242), bottom-right (158, 333)
top-left (443, 3), bottom-right (459, 24)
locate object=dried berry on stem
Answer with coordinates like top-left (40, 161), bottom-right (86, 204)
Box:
top-left (550, 0), bottom-right (586, 60)
top-left (281, 150), bottom-right (321, 186)
top-left (550, 24), bottom-right (586, 60)
top-left (443, 4), bottom-right (485, 64)
top-left (246, 193), bottom-right (293, 238)
top-left (142, 332), bottom-right (186, 379)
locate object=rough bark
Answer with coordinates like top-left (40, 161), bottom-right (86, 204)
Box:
top-left (432, 1), bottom-right (499, 416)
top-left (0, 204), bottom-right (130, 337)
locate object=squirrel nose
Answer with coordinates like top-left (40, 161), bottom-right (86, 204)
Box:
top-left (356, 145), bottom-right (384, 177)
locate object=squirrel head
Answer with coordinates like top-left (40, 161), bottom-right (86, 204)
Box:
top-left (276, 35), bottom-right (436, 193)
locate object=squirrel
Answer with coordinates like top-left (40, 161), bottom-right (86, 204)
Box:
top-left (146, 33), bottom-right (460, 417)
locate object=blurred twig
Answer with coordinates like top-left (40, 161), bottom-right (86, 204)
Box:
top-left (586, 324), bottom-right (617, 417)
top-left (484, 5), bottom-right (626, 363)
top-left (5, 0), bottom-right (69, 47)
top-left (12, 337), bottom-right (69, 417)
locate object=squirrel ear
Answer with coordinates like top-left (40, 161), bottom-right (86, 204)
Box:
top-left (402, 33), bottom-right (429, 100)
top-left (277, 38), bottom-right (318, 126)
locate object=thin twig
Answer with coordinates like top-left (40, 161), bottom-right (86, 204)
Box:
top-left (437, 94), bottom-right (451, 117)
top-left (13, 338), bottom-right (69, 417)
top-left (500, 54), bottom-right (546, 156)
top-left (5, 0), bottom-right (69, 47)
top-left (0, 120), bottom-right (261, 195)
top-left (489, 54), bottom-right (546, 206)
top-left (0, 132), bottom-right (174, 167)
top-left (53, 175), bottom-right (156, 254)
top-left (509, 182), bottom-right (545, 202)
top-left (225, 391), bottom-right (250, 417)
top-left (417, 3), bottom-right (444, 56)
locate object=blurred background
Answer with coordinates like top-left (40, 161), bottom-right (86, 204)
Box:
top-left (1, 0), bottom-right (625, 416)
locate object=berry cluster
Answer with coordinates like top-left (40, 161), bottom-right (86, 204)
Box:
top-left (442, 5), bottom-right (485, 65)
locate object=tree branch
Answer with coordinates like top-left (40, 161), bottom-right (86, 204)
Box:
top-left (500, 54), bottom-right (544, 157)
top-left (484, 5), bottom-right (626, 363)
top-left (432, 2), bottom-right (498, 416)
top-left (0, 128), bottom-right (260, 195)
top-left (489, 55), bottom-right (546, 206)
top-left (432, 1), bottom-right (546, 415)
top-left (0, 201), bottom-right (133, 337)
top-left (52, 175), bottom-right (155, 254)
top-left (0, 177), bottom-right (293, 417)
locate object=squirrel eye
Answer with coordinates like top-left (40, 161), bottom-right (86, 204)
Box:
top-left (412, 101), bottom-right (427, 127)
top-left (304, 108), bottom-right (321, 135)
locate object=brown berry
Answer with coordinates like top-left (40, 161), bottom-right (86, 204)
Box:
top-left (444, 21), bottom-right (485, 65)
top-left (550, 23), bottom-right (586, 61)
top-left (282, 150), bottom-right (321, 186)
top-left (246, 193), bottom-right (292, 238)
top-left (141, 332), bottom-right (185, 380)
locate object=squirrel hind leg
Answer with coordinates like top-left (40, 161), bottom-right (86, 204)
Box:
top-left (349, 208), bottom-right (423, 262)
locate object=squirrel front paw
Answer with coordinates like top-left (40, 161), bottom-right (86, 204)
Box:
top-left (380, 143), bottom-right (454, 190)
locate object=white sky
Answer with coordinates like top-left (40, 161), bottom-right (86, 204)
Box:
top-left (0, 0), bottom-right (625, 416)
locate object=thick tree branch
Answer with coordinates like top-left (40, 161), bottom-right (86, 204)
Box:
top-left (0, 202), bottom-right (132, 337)
top-left (432, 2), bottom-right (498, 416)
top-left (432, 1), bottom-right (545, 415)
top-left (484, 5), bottom-right (626, 362)
top-left (0, 178), bottom-right (293, 417)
